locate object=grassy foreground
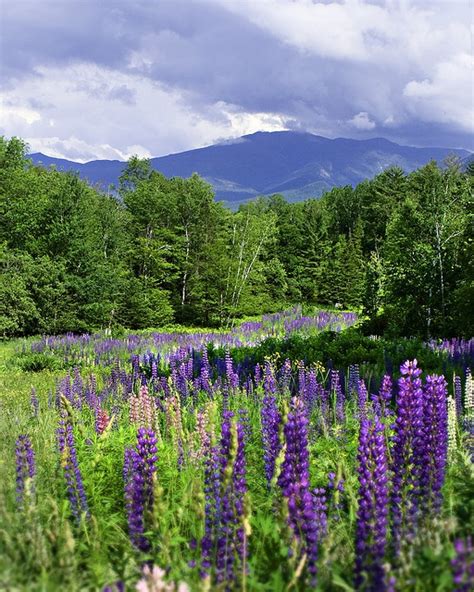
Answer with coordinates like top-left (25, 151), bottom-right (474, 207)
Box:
top-left (0, 316), bottom-right (473, 591)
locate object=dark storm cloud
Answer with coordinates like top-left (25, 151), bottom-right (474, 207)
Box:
top-left (1, 0), bottom-right (472, 154)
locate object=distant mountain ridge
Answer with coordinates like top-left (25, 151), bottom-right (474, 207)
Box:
top-left (29, 131), bottom-right (470, 204)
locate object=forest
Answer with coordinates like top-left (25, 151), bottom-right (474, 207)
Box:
top-left (1, 136), bottom-right (472, 339)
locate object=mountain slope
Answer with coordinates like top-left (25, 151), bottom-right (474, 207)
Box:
top-left (29, 131), bottom-right (470, 203)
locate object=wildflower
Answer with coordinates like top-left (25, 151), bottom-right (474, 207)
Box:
top-left (451, 537), bottom-right (474, 592)
top-left (124, 427), bottom-right (158, 551)
top-left (278, 397), bottom-right (321, 587)
top-left (15, 434), bottom-right (36, 507)
top-left (391, 359), bottom-right (424, 554)
top-left (57, 418), bottom-right (89, 522)
top-left (261, 391), bottom-right (282, 485)
top-left (355, 418), bottom-right (389, 591)
top-left (135, 564), bottom-right (190, 592)
top-left (420, 374), bottom-right (448, 514)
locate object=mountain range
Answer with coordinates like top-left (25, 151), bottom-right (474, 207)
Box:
top-left (29, 131), bottom-right (470, 204)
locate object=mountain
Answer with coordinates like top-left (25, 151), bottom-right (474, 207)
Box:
top-left (29, 131), bottom-right (470, 204)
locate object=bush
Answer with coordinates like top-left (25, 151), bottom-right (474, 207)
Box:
top-left (15, 352), bottom-right (62, 372)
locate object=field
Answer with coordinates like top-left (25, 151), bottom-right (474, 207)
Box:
top-left (0, 308), bottom-right (473, 591)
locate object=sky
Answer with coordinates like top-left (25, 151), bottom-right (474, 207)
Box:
top-left (0, 0), bottom-right (472, 162)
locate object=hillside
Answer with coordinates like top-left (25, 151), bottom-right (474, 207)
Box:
top-left (30, 131), bottom-right (470, 203)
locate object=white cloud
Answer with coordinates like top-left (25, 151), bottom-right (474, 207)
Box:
top-left (403, 52), bottom-right (473, 132)
top-left (348, 111), bottom-right (376, 130)
top-left (0, 63), bottom-right (292, 160)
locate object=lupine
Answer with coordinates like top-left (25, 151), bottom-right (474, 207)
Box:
top-left (278, 397), bottom-right (320, 587)
top-left (261, 390), bottom-right (282, 485)
top-left (420, 374), bottom-right (448, 514)
top-left (454, 375), bottom-right (463, 418)
top-left (331, 370), bottom-right (345, 424)
top-left (355, 418), bottom-right (389, 591)
top-left (130, 385), bottom-right (156, 430)
top-left (451, 537), bottom-right (474, 592)
top-left (15, 434), bottom-right (36, 507)
top-left (200, 412), bottom-right (248, 588)
top-left (30, 388), bottom-right (39, 417)
top-left (95, 407), bottom-right (110, 435)
top-left (124, 427), bottom-right (158, 551)
top-left (57, 418), bottom-right (89, 522)
top-left (377, 375), bottom-right (393, 417)
top-left (357, 379), bottom-right (368, 420)
top-left (391, 359), bottom-right (424, 554)
top-left (447, 396), bottom-right (458, 456)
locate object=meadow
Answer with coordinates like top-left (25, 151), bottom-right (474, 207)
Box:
top-left (0, 307), bottom-right (473, 591)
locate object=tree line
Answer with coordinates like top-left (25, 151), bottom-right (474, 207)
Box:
top-left (1, 136), bottom-right (472, 338)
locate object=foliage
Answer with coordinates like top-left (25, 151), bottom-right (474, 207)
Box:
top-left (0, 136), bottom-right (472, 338)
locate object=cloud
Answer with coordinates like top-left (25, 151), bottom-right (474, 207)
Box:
top-left (349, 112), bottom-right (376, 131)
top-left (0, 0), bottom-right (472, 158)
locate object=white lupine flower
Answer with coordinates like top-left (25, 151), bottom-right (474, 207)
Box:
top-left (447, 396), bottom-right (457, 456)
top-left (465, 368), bottom-right (473, 417)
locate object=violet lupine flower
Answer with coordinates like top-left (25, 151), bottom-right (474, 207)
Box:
top-left (15, 434), bottom-right (36, 507)
top-left (216, 419), bottom-right (248, 586)
top-left (200, 412), bottom-right (248, 588)
top-left (200, 347), bottom-right (212, 395)
top-left (278, 397), bottom-right (320, 587)
top-left (355, 418), bottom-right (389, 591)
top-left (420, 374), bottom-right (448, 515)
top-left (123, 427), bottom-right (158, 551)
top-left (331, 371), bottom-right (345, 424)
top-left (30, 388), bottom-right (39, 417)
top-left (200, 445), bottom-right (221, 579)
top-left (264, 361), bottom-right (277, 396)
top-left (261, 392), bottom-right (282, 486)
top-left (312, 488), bottom-right (328, 540)
top-left (391, 359), bottom-right (424, 554)
top-left (57, 419), bottom-right (90, 522)
top-left (225, 350), bottom-right (239, 391)
top-left (454, 375), bottom-right (462, 419)
top-left (377, 375), bottom-right (393, 417)
top-left (357, 380), bottom-right (368, 420)
top-left (349, 364), bottom-right (360, 397)
top-left (452, 537), bottom-right (474, 592)
top-left (279, 358), bottom-right (292, 392)
top-left (254, 363), bottom-right (262, 387)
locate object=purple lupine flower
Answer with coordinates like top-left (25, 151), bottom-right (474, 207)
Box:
top-left (264, 361), bottom-right (277, 396)
top-left (15, 434), bottom-right (36, 507)
top-left (57, 419), bottom-right (89, 522)
top-left (200, 412), bottom-right (248, 588)
top-left (225, 350), bottom-right (239, 390)
top-left (216, 419), bottom-right (248, 585)
top-left (331, 370), bottom-right (345, 424)
top-left (279, 358), bottom-right (292, 392)
top-left (254, 363), bottom-right (262, 386)
top-left (349, 364), bottom-right (360, 397)
top-left (312, 488), bottom-right (328, 540)
top-left (391, 359), bottom-right (424, 554)
top-left (420, 374), bottom-right (448, 514)
top-left (306, 370), bottom-right (319, 414)
top-left (357, 380), bottom-right (368, 420)
top-left (378, 375), bottom-right (393, 417)
top-left (278, 397), bottom-right (320, 587)
top-left (452, 537), bottom-right (474, 592)
top-left (200, 445), bottom-right (221, 579)
top-left (454, 375), bottom-right (462, 419)
top-left (124, 427), bottom-right (158, 551)
top-left (355, 418), bottom-right (389, 591)
top-left (200, 347), bottom-right (212, 395)
top-left (30, 388), bottom-right (39, 417)
top-left (261, 392), bottom-right (282, 485)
